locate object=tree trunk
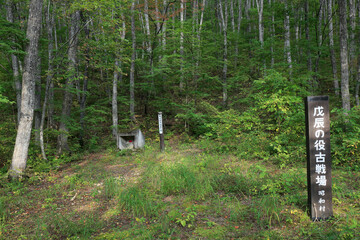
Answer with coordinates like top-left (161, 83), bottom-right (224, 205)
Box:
top-left (112, 15), bottom-right (126, 146)
top-left (356, 0), bottom-right (360, 105)
top-left (218, 0), bottom-right (228, 108)
top-left (10, 0), bottom-right (43, 179)
top-left (79, 18), bottom-right (90, 148)
top-left (313, 0), bottom-right (324, 88)
top-left (284, 0), bottom-right (292, 76)
top-left (40, 0), bottom-right (55, 160)
top-left (349, 0), bottom-right (356, 65)
top-left (234, 0), bottom-right (242, 67)
top-left (179, 0), bottom-right (185, 90)
top-left (130, 0), bottom-right (136, 122)
top-left (57, 11), bottom-right (80, 154)
top-left (327, 0), bottom-right (339, 96)
top-left (34, 55), bottom-right (41, 145)
top-left (6, 0), bottom-right (22, 125)
top-left (305, 0), bottom-right (312, 72)
top-left (269, 0), bottom-right (274, 67)
top-left (255, 0), bottom-right (263, 46)
top-left (339, 0), bottom-right (351, 115)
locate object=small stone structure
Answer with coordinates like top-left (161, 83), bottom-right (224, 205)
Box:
top-left (118, 129), bottom-right (145, 150)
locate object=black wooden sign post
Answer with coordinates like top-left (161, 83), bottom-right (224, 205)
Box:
top-left (305, 96), bottom-right (333, 221)
top-left (158, 112), bottom-right (165, 152)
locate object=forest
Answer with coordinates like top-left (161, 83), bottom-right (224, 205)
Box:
top-left (0, 0), bottom-right (359, 238)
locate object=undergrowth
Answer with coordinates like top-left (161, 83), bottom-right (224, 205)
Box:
top-left (0, 141), bottom-right (359, 239)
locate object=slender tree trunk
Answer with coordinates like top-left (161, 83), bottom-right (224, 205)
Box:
top-left (79, 19), bottom-right (90, 148)
top-left (57, 11), bottom-right (80, 154)
top-left (269, 0), bottom-right (275, 67)
top-left (339, 0), bottom-right (351, 115)
top-left (144, 0), bottom-right (155, 94)
top-left (40, 0), bottom-right (54, 160)
top-left (34, 55), bottom-right (41, 145)
top-left (162, 0), bottom-right (167, 49)
top-left (305, 0), bottom-right (312, 72)
top-left (255, 0), bottom-right (264, 69)
top-left (245, 0), bottom-right (251, 33)
top-left (113, 60), bottom-right (119, 146)
top-left (313, 0), bottom-right (324, 87)
top-left (356, 0), bottom-right (360, 105)
top-left (284, 0), bottom-right (292, 76)
top-left (47, 3), bottom-right (56, 128)
top-left (234, 0), bottom-right (242, 67)
top-left (112, 15), bottom-right (126, 145)
top-left (255, 0), bottom-right (263, 46)
top-left (179, 0), bottom-right (185, 90)
top-left (327, 0), bottom-right (339, 96)
top-left (194, 0), bottom-right (206, 106)
top-left (219, 0), bottom-right (228, 108)
top-left (130, 0), bottom-right (136, 122)
top-left (6, 0), bottom-right (22, 125)
top-left (349, 0), bottom-right (356, 65)
top-left (10, 0), bottom-right (43, 179)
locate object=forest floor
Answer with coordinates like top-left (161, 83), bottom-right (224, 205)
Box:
top-left (0, 140), bottom-right (359, 239)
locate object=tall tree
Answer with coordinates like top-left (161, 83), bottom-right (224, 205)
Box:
top-left (305, 0), bottom-right (312, 72)
top-left (5, 0), bottom-right (21, 125)
top-left (9, 0), bottom-right (43, 179)
top-left (112, 12), bottom-right (126, 147)
top-left (40, 0), bottom-right (55, 160)
top-left (218, 0), bottom-right (228, 107)
top-left (179, 0), bottom-right (185, 90)
top-left (255, 0), bottom-right (264, 47)
top-left (284, 0), bottom-right (292, 76)
top-left (57, 10), bottom-right (80, 154)
top-left (339, 0), bottom-right (351, 115)
top-left (130, 0), bottom-right (136, 122)
top-left (327, 0), bottom-right (339, 96)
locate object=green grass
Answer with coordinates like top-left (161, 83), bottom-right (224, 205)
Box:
top-left (0, 141), bottom-right (359, 239)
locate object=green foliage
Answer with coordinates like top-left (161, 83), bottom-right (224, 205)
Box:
top-left (331, 107), bottom-right (360, 169)
top-left (175, 207), bottom-right (197, 228)
top-left (0, 120), bottom-right (16, 170)
top-left (252, 195), bottom-right (284, 229)
top-left (0, 17), bottom-right (26, 57)
top-left (157, 163), bottom-right (214, 200)
top-left (104, 176), bottom-right (123, 200)
top-left (40, 212), bottom-right (103, 239)
top-left (118, 186), bottom-right (158, 217)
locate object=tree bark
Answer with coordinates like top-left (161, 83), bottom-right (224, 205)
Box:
top-left (339, 0), bottom-right (351, 114)
top-left (6, 0), bottom-right (22, 125)
top-left (10, 0), bottom-right (43, 179)
top-left (57, 11), bottom-right (80, 154)
top-left (40, 0), bottom-right (55, 161)
top-left (269, 0), bottom-right (275, 67)
top-left (356, 0), bottom-right (360, 105)
top-left (130, 0), bottom-right (136, 122)
top-left (284, 0), bottom-right (292, 76)
top-left (79, 20), bottom-right (90, 148)
top-left (327, 0), bottom-right (339, 96)
top-left (305, 0), bottom-right (312, 72)
top-left (179, 0), bottom-right (185, 90)
top-left (112, 14), bottom-right (126, 146)
top-left (255, 0), bottom-right (263, 47)
top-left (34, 55), bottom-right (41, 145)
top-left (218, 0), bottom-right (228, 108)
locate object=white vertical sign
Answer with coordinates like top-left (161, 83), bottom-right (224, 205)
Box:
top-left (158, 112), bottom-right (163, 134)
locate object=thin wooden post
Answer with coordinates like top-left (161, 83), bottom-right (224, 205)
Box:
top-left (158, 112), bottom-right (165, 152)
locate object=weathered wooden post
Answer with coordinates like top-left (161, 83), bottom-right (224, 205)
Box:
top-left (305, 96), bottom-right (333, 221)
top-left (158, 112), bottom-right (165, 152)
